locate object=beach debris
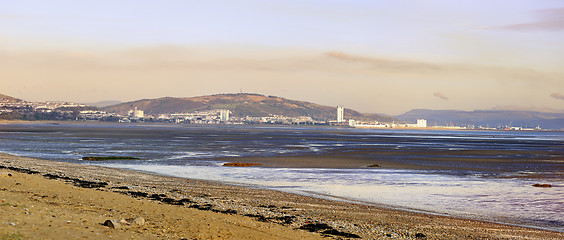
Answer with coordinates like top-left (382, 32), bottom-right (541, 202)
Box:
top-left (274, 216), bottom-right (295, 225)
top-left (0, 172), bottom-right (12, 177)
top-left (532, 184), bottom-right (552, 188)
top-left (42, 173), bottom-right (108, 188)
top-left (103, 217), bottom-right (145, 228)
top-left (192, 204), bottom-right (213, 211)
top-left (126, 191), bottom-right (149, 198)
top-left (298, 223), bottom-right (360, 238)
top-left (299, 223), bottom-right (333, 232)
top-left (223, 162), bottom-right (262, 167)
top-left (367, 164), bottom-right (381, 168)
top-left (118, 191), bottom-right (194, 206)
top-left (1, 166), bottom-right (39, 174)
top-left (82, 156), bottom-right (140, 161)
top-left (244, 213), bottom-right (268, 222)
top-left (218, 209), bottom-right (238, 215)
top-left (415, 232), bottom-right (427, 239)
top-left (242, 213), bottom-right (294, 224)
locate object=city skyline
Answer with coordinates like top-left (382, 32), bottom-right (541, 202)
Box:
top-left (1, 1), bottom-right (563, 115)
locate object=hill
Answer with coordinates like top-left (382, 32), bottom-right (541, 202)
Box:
top-left (86, 100), bottom-right (123, 108)
top-left (0, 93), bottom-right (24, 102)
top-left (103, 93), bottom-right (394, 122)
top-left (396, 109), bottom-right (564, 129)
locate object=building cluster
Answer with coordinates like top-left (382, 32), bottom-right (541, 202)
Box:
top-left (344, 108), bottom-right (540, 131)
top-left (154, 111), bottom-right (325, 125)
top-left (0, 99), bottom-right (26, 114)
top-left (78, 108), bottom-right (231, 124)
top-left (238, 115), bottom-right (318, 125)
top-left (97, 107), bottom-right (332, 125)
top-left (1, 98), bottom-right (545, 130)
top-left (349, 119), bottom-right (428, 129)
top-left (0, 99), bottom-right (90, 119)
top-left (78, 110), bottom-right (120, 121)
top-left (154, 109), bottom-right (231, 124)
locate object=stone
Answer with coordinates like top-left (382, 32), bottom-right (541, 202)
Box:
top-left (129, 217), bottom-right (145, 226)
top-left (0, 172), bottom-right (12, 177)
top-left (103, 220), bottom-right (122, 228)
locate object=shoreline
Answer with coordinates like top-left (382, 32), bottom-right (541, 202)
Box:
top-left (106, 161), bottom-right (563, 233)
top-left (1, 119), bottom-right (563, 132)
top-left (1, 153), bottom-right (562, 239)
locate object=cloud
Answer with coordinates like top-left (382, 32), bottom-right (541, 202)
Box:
top-left (2, 46), bottom-right (564, 114)
top-left (324, 51), bottom-right (444, 74)
top-left (496, 8), bottom-right (564, 31)
top-left (323, 51), bottom-right (564, 86)
top-left (433, 92), bottom-right (449, 100)
top-left (551, 93), bottom-right (564, 100)
top-left (325, 51), bottom-right (360, 61)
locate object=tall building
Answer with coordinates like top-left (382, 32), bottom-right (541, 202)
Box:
top-left (220, 109), bottom-right (230, 121)
top-left (129, 107), bottom-right (144, 118)
top-left (417, 119), bottom-right (427, 128)
top-left (337, 106), bottom-right (344, 123)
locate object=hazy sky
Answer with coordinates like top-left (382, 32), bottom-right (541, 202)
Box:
top-left (1, 0), bottom-right (563, 115)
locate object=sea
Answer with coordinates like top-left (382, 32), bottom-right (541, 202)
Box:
top-left (0, 122), bottom-right (562, 232)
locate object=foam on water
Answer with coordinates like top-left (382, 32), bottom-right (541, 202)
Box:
top-left (94, 162), bottom-right (563, 232)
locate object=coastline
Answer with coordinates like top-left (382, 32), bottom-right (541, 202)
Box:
top-left (1, 153), bottom-right (561, 239)
top-left (1, 119), bottom-right (563, 132)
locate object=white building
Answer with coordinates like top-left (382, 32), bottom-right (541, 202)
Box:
top-left (337, 106), bottom-right (345, 123)
top-left (129, 107), bottom-right (144, 118)
top-left (135, 109), bottom-right (144, 118)
top-left (417, 119), bottom-right (427, 128)
top-left (219, 109), bottom-right (230, 121)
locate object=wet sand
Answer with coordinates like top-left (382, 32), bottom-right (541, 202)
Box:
top-left (1, 153), bottom-right (562, 239)
top-left (217, 155), bottom-right (384, 169)
top-left (217, 150), bottom-right (564, 175)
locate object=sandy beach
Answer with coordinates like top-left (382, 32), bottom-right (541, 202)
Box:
top-left (0, 153), bottom-right (562, 239)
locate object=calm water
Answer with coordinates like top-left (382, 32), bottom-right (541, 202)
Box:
top-left (0, 122), bottom-right (562, 231)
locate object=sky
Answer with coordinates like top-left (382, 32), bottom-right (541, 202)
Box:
top-left (1, 0), bottom-right (563, 115)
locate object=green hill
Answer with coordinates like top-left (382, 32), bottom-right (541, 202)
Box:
top-left (103, 93), bottom-right (394, 122)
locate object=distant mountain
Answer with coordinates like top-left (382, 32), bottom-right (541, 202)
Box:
top-left (86, 100), bottom-right (122, 108)
top-left (396, 109), bottom-right (564, 129)
top-left (0, 93), bottom-right (24, 102)
top-left (103, 93), bottom-right (394, 122)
